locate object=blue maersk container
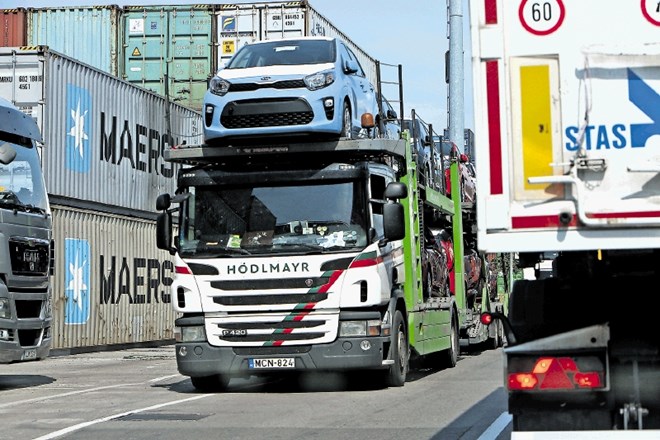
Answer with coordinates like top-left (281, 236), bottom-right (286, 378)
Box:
top-left (122, 5), bottom-right (215, 112)
top-left (27, 5), bottom-right (121, 76)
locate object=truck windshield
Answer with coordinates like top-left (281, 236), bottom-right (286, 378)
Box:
top-left (179, 181), bottom-right (368, 257)
top-left (0, 138), bottom-right (48, 214)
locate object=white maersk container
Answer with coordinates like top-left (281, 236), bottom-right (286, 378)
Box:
top-left (0, 46), bottom-right (198, 351)
top-left (215, 1), bottom-right (378, 86)
top-left (470, 0), bottom-right (660, 253)
top-left (0, 46), bottom-right (203, 216)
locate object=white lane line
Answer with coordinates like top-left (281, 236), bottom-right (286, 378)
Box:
top-left (0, 383), bottom-right (144, 408)
top-left (478, 411), bottom-right (512, 440)
top-left (32, 394), bottom-right (211, 440)
top-left (2, 375), bottom-right (184, 408)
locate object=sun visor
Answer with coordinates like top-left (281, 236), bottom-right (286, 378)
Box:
top-left (0, 98), bottom-right (43, 143)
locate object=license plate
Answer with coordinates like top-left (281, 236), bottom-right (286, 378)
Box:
top-left (249, 357), bottom-right (295, 369)
top-left (22, 349), bottom-right (37, 361)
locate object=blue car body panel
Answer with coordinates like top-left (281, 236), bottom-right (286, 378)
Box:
top-left (202, 37), bottom-right (378, 144)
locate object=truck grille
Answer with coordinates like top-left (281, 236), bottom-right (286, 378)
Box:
top-left (9, 238), bottom-right (50, 276)
top-left (205, 312), bottom-right (338, 347)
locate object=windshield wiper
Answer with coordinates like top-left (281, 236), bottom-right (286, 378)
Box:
top-left (202, 248), bottom-right (251, 256)
top-left (0, 191), bottom-right (45, 214)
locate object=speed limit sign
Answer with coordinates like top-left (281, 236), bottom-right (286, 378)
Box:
top-left (519, 0), bottom-right (566, 35)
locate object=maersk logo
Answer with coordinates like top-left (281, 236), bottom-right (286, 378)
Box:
top-left (565, 69), bottom-right (660, 151)
top-left (66, 84), bottom-right (91, 173)
top-left (64, 238), bottom-right (90, 325)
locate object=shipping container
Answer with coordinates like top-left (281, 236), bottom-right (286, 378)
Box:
top-left (122, 4), bottom-right (215, 112)
top-left (0, 8), bottom-right (27, 47)
top-left (215, 1), bottom-right (378, 86)
top-left (27, 5), bottom-right (121, 76)
top-left (0, 46), bottom-right (203, 215)
top-left (50, 205), bottom-right (176, 350)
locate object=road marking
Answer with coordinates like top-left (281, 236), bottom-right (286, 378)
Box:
top-left (1, 375), bottom-right (185, 408)
top-left (32, 394), bottom-right (211, 440)
top-left (0, 382), bottom-right (144, 408)
top-left (478, 411), bottom-right (512, 440)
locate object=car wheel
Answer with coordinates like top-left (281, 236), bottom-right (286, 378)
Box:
top-left (341, 102), bottom-right (352, 139)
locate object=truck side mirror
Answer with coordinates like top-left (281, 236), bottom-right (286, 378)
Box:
top-left (382, 182), bottom-right (407, 241)
top-left (383, 203), bottom-right (405, 241)
top-left (156, 211), bottom-right (175, 255)
top-left (156, 193), bottom-right (171, 211)
top-left (0, 142), bottom-right (17, 165)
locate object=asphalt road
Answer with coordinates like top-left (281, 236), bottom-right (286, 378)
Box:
top-left (1, 344), bottom-right (512, 440)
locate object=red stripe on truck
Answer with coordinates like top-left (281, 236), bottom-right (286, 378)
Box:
top-left (485, 0), bottom-right (498, 24)
top-left (486, 60), bottom-right (503, 195)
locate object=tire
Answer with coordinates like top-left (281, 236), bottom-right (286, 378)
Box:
top-left (341, 102), bottom-right (352, 139)
top-left (440, 311), bottom-right (459, 368)
top-left (487, 318), bottom-right (502, 350)
top-left (386, 310), bottom-right (408, 387)
top-left (190, 374), bottom-right (230, 392)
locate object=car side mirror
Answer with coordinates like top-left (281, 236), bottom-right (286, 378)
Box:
top-left (344, 59), bottom-right (359, 74)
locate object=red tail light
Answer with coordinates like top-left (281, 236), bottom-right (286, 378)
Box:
top-left (508, 356), bottom-right (604, 391)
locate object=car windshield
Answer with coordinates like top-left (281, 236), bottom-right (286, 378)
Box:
top-left (178, 180), bottom-right (368, 257)
top-left (227, 39), bottom-right (336, 69)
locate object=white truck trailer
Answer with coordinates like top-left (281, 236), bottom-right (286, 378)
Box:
top-left (470, 0), bottom-right (660, 437)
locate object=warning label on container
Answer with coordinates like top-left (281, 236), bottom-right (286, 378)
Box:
top-left (129, 18), bottom-right (144, 34)
top-left (132, 47), bottom-right (141, 57)
top-left (222, 40), bottom-right (235, 55)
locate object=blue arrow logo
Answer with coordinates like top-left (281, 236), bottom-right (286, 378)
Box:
top-left (628, 68), bottom-right (660, 148)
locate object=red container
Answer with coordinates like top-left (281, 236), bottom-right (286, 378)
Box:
top-left (1, 8), bottom-right (27, 47)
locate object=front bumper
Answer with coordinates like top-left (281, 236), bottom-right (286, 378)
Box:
top-left (0, 338), bottom-right (51, 363)
top-left (175, 336), bottom-right (389, 377)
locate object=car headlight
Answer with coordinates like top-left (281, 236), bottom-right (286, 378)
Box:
top-left (0, 298), bottom-right (10, 319)
top-left (304, 71), bottom-right (335, 91)
top-left (209, 77), bottom-right (231, 96)
top-left (339, 319), bottom-right (381, 337)
top-left (176, 325), bottom-right (206, 342)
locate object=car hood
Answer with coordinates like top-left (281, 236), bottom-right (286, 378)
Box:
top-left (217, 63), bottom-right (335, 81)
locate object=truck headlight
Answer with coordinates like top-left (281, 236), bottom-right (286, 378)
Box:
top-left (339, 319), bottom-right (381, 337)
top-left (304, 71), bottom-right (335, 91)
top-left (175, 325), bottom-right (206, 342)
top-left (209, 77), bottom-right (231, 96)
top-left (0, 298), bottom-right (10, 319)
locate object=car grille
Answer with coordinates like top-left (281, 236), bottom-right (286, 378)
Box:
top-left (222, 112), bottom-right (313, 128)
top-left (220, 98), bottom-right (314, 128)
top-left (228, 79), bottom-right (306, 92)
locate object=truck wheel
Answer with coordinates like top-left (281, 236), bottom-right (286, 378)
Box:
top-left (487, 318), bottom-right (502, 350)
top-left (341, 102), bottom-right (352, 139)
top-left (190, 374), bottom-right (229, 392)
top-left (386, 310), bottom-right (408, 387)
top-left (437, 311), bottom-right (459, 368)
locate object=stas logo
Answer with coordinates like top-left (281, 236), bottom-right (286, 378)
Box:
top-left (565, 69), bottom-right (659, 151)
